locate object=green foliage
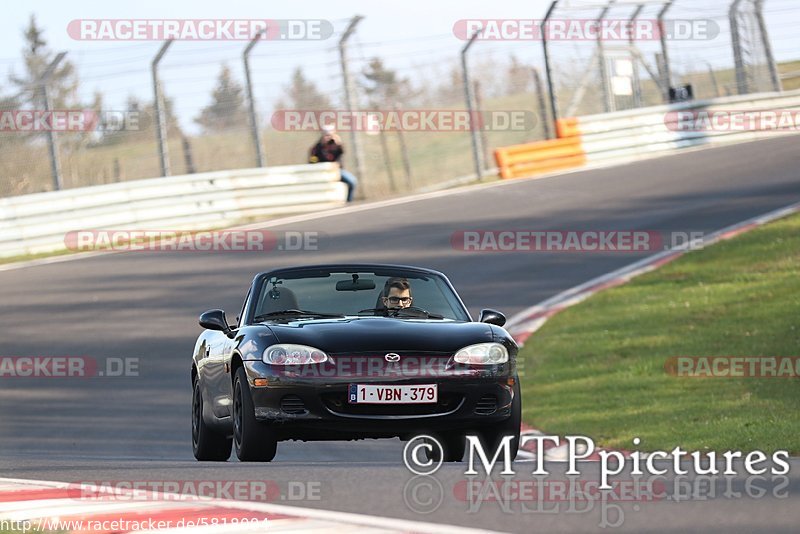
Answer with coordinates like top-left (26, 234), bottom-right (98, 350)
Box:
top-left (195, 64), bottom-right (248, 133)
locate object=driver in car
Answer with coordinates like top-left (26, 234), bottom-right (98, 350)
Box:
top-left (381, 277), bottom-right (413, 311)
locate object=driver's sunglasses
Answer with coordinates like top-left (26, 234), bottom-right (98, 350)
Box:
top-left (386, 296), bottom-right (412, 304)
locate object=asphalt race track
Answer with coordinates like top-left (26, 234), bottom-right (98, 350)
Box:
top-left (1, 136), bottom-right (799, 532)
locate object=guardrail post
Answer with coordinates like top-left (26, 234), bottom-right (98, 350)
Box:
top-left (542, 1), bottom-right (560, 131)
top-left (244, 30), bottom-right (267, 167)
top-left (339, 15), bottom-right (366, 198)
top-left (705, 61), bottom-right (721, 97)
top-left (658, 0), bottom-right (674, 102)
top-left (461, 29), bottom-right (484, 181)
top-left (596, 1), bottom-right (616, 113)
top-left (41, 52), bottom-right (67, 191)
top-left (151, 40), bottom-right (173, 177)
top-left (754, 0), bottom-right (782, 93)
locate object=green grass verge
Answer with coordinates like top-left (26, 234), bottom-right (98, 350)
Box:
top-left (0, 247), bottom-right (81, 266)
top-left (519, 212), bottom-right (800, 453)
top-left (0, 529), bottom-right (63, 534)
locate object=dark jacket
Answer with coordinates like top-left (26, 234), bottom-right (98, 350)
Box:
top-left (309, 139), bottom-right (344, 165)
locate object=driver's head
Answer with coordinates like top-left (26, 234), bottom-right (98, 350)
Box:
top-left (382, 277), bottom-right (412, 310)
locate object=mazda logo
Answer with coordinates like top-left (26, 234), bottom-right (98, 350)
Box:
top-left (384, 353), bottom-right (400, 362)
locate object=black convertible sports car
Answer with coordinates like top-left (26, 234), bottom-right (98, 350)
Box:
top-left (191, 264), bottom-right (521, 462)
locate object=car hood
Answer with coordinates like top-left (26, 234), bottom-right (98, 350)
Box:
top-left (264, 316), bottom-right (494, 353)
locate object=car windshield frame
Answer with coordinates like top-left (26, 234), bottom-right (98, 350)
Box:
top-left (243, 265), bottom-right (472, 325)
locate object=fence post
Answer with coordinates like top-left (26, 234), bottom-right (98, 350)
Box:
top-left (706, 61), bottom-right (721, 97)
top-left (754, 0), bottom-right (782, 92)
top-left (461, 29), bottom-right (484, 181)
top-left (596, 1), bottom-right (616, 113)
top-left (729, 0), bottom-right (747, 95)
top-left (243, 30), bottom-right (266, 167)
top-left (473, 80), bottom-right (491, 170)
top-left (658, 0), bottom-right (674, 102)
top-left (41, 52), bottom-right (67, 191)
top-left (532, 68), bottom-right (552, 139)
top-left (339, 15), bottom-right (366, 197)
top-left (628, 4), bottom-right (645, 108)
top-left (542, 1), bottom-right (560, 132)
top-left (151, 40), bottom-right (173, 177)
top-left (182, 135), bottom-right (195, 174)
top-left (393, 103), bottom-right (413, 190)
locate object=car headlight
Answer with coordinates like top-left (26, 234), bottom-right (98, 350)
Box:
top-left (263, 344), bottom-right (328, 365)
top-left (454, 342), bottom-right (509, 365)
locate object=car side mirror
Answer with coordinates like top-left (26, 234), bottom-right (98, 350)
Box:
top-left (479, 308), bottom-right (506, 327)
top-left (199, 309), bottom-right (234, 338)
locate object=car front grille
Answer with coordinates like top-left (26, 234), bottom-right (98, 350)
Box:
top-left (474, 395), bottom-right (498, 415)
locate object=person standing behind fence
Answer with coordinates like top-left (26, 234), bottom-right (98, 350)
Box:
top-left (308, 126), bottom-right (357, 202)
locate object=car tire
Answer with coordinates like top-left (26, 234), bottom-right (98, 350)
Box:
top-left (424, 432), bottom-right (466, 462)
top-left (192, 379), bottom-right (232, 461)
top-left (442, 433), bottom-right (466, 462)
top-left (233, 367), bottom-right (277, 462)
top-left (481, 380), bottom-right (521, 461)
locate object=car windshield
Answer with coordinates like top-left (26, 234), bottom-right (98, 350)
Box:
top-left (251, 268), bottom-right (470, 322)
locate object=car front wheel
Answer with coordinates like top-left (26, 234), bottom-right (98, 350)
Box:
top-left (423, 432), bottom-right (466, 462)
top-left (233, 367), bottom-right (277, 462)
top-left (480, 380), bottom-right (521, 461)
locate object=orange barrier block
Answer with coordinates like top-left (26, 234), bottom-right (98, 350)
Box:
top-left (556, 117), bottom-right (581, 139)
top-left (494, 120), bottom-right (585, 179)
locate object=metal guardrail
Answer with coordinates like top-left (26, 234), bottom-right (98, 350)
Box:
top-left (574, 89), bottom-right (800, 164)
top-left (0, 163), bottom-right (347, 258)
top-left (494, 89), bottom-right (800, 179)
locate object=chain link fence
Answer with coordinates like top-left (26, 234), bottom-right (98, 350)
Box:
top-left (0, 1), bottom-right (797, 200)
